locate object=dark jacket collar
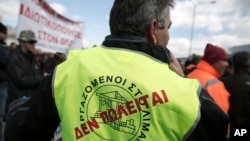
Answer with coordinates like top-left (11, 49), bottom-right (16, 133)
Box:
top-left (102, 35), bottom-right (170, 64)
top-left (0, 40), bottom-right (6, 46)
top-left (15, 46), bottom-right (35, 61)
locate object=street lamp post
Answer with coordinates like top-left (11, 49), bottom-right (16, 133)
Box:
top-left (188, 0), bottom-right (216, 57)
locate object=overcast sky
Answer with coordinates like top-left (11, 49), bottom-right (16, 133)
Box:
top-left (0, 0), bottom-right (249, 57)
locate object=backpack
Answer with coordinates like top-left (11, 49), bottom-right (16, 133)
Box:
top-left (6, 96), bottom-right (30, 121)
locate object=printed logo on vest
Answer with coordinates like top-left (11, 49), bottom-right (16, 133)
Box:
top-left (75, 75), bottom-right (169, 140)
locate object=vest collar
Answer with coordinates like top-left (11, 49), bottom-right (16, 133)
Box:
top-left (102, 35), bottom-right (170, 64)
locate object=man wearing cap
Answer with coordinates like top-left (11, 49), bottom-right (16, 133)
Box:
top-left (6, 30), bottom-right (44, 110)
top-left (0, 22), bottom-right (10, 141)
top-left (188, 43), bottom-right (230, 113)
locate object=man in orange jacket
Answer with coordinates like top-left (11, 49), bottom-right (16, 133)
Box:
top-left (188, 43), bottom-right (230, 113)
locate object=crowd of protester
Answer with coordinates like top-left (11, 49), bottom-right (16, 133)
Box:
top-left (182, 44), bottom-right (250, 140)
top-left (0, 22), bottom-right (65, 141)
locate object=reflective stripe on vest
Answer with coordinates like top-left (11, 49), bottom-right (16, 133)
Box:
top-left (203, 79), bottom-right (220, 89)
top-left (53, 46), bottom-right (201, 141)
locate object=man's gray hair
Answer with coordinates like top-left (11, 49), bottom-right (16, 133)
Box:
top-left (109, 0), bottom-right (175, 36)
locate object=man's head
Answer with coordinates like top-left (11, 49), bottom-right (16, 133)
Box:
top-left (202, 43), bottom-right (229, 75)
top-left (0, 22), bottom-right (7, 41)
top-left (109, 0), bottom-right (175, 47)
top-left (232, 51), bottom-right (250, 71)
top-left (18, 30), bottom-right (37, 53)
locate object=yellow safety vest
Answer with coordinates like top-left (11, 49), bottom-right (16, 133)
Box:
top-left (53, 46), bottom-right (201, 141)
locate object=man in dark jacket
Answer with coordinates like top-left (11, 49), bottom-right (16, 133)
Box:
top-left (4, 0), bottom-right (229, 141)
top-left (6, 30), bottom-right (44, 110)
top-left (221, 51), bottom-right (250, 139)
top-left (0, 22), bottom-right (10, 141)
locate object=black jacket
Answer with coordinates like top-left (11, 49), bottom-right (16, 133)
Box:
top-left (4, 35), bottom-right (229, 141)
top-left (6, 47), bottom-right (43, 107)
top-left (0, 40), bottom-right (10, 82)
top-left (221, 68), bottom-right (250, 124)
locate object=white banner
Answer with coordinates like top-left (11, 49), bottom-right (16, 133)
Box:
top-left (16, 0), bottom-right (84, 53)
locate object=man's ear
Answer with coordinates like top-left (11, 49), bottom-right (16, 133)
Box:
top-left (146, 19), bottom-right (158, 45)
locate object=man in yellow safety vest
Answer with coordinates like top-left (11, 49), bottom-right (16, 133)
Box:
top-left (4, 0), bottom-right (229, 141)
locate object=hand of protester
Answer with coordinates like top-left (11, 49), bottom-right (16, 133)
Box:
top-left (43, 72), bottom-right (49, 77)
top-left (29, 48), bottom-right (42, 56)
top-left (169, 53), bottom-right (184, 77)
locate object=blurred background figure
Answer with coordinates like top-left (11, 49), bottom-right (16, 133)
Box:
top-left (221, 57), bottom-right (234, 78)
top-left (0, 22), bottom-right (10, 141)
top-left (188, 43), bottom-right (230, 113)
top-left (40, 52), bottom-right (66, 76)
top-left (183, 54), bottom-right (201, 75)
top-left (220, 51), bottom-right (250, 136)
top-left (8, 42), bottom-right (16, 54)
top-left (6, 30), bottom-right (44, 111)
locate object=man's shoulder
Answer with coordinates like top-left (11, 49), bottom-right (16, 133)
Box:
top-left (188, 69), bottom-right (215, 83)
top-left (8, 50), bottom-right (26, 64)
top-left (222, 73), bottom-right (250, 81)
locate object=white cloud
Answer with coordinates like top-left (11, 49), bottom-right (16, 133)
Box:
top-left (168, 37), bottom-right (190, 57)
top-left (168, 0), bottom-right (250, 57)
top-left (171, 1), bottom-right (193, 28)
top-left (49, 2), bottom-right (67, 15)
top-left (228, 16), bottom-right (250, 37)
top-left (235, 0), bottom-right (250, 12)
top-left (82, 39), bottom-right (100, 49)
top-left (82, 39), bottom-right (90, 48)
top-left (0, 0), bottom-right (19, 20)
top-left (207, 24), bottom-right (223, 33)
top-left (72, 15), bottom-right (82, 21)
